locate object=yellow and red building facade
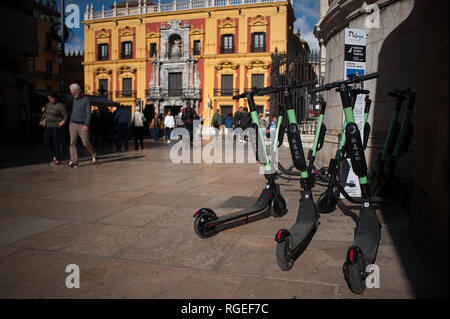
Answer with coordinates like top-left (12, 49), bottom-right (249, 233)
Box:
top-left (82, 0), bottom-right (295, 125)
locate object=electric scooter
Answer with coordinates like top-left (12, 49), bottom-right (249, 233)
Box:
top-left (255, 81), bottom-right (322, 271)
top-left (314, 88), bottom-right (372, 214)
top-left (373, 89), bottom-right (416, 197)
top-left (192, 86), bottom-right (290, 238)
top-left (309, 72), bottom-right (382, 294)
top-left (277, 98), bottom-right (330, 185)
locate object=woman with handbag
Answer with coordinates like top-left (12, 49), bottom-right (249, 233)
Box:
top-left (149, 113), bottom-right (162, 142)
top-left (41, 92), bottom-right (68, 166)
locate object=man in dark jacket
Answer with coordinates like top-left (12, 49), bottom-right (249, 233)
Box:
top-left (233, 107), bottom-right (245, 143)
top-left (182, 104), bottom-right (197, 145)
top-left (114, 105), bottom-right (131, 151)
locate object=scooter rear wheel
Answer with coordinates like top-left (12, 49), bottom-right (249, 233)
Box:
top-left (344, 248), bottom-right (367, 295)
top-left (194, 211), bottom-right (218, 238)
top-left (276, 237), bottom-right (294, 271)
top-left (270, 195), bottom-right (288, 218)
top-left (317, 192), bottom-right (337, 214)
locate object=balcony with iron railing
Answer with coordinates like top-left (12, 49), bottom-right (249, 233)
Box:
top-left (116, 91), bottom-right (137, 98)
top-left (92, 91), bottom-right (113, 100)
top-left (220, 46), bottom-right (235, 54)
top-left (250, 44), bottom-right (266, 53)
top-left (214, 88), bottom-right (239, 97)
top-left (84, 0), bottom-right (292, 21)
top-left (146, 87), bottom-right (202, 98)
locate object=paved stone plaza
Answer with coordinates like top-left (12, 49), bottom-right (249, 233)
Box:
top-left (0, 139), bottom-right (445, 299)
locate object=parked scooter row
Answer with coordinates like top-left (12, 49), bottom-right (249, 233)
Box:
top-left (192, 73), bottom-right (415, 295)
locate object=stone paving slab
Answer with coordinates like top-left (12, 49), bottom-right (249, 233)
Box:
top-left (0, 141), bottom-right (445, 299)
top-left (47, 259), bottom-right (243, 299)
top-left (0, 249), bottom-right (106, 298)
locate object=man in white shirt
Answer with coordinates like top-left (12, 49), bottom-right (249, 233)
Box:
top-left (164, 110), bottom-right (175, 144)
top-left (131, 105), bottom-right (146, 149)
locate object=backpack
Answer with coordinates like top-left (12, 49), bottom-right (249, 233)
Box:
top-left (183, 107), bottom-right (194, 124)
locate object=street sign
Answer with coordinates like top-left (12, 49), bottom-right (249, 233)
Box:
top-left (342, 28), bottom-right (368, 198)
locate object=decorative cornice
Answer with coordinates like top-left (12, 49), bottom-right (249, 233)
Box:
top-left (120, 26), bottom-right (135, 37)
top-left (117, 65), bottom-right (137, 74)
top-left (146, 31), bottom-right (160, 39)
top-left (190, 27), bottom-right (205, 36)
top-left (245, 60), bottom-right (270, 70)
top-left (95, 67), bottom-right (112, 75)
top-left (249, 15), bottom-right (268, 27)
top-left (215, 61), bottom-right (239, 70)
top-left (219, 17), bottom-right (237, 29)
top-left (96, 29), bottom-right (111, 39)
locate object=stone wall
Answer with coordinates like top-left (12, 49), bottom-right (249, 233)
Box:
top-left (315, 0), bottom-right (449, 293)
top-left (410, 0), bottom-right (449, 291)
top-left (314, 0), bottom-right (417, 175)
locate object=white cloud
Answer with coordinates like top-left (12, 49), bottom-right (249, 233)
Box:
top-left (293, 0), bottom-right (320, 52)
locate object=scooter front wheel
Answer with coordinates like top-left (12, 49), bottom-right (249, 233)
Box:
top-left (270, 195), bottom-right (288, 218)
top-left (317, 192), bottom-right (337, 214)
top-left (194, 211), bottom-right (218, 238)
top-left (276, 237), bottom-right (294, 271)
top-left (343, 247), bottom-right (367, 295)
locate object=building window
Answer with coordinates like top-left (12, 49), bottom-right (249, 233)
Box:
top-left (221, 34), bottom-right (234, 54)
top-left (45, 32), bottom-right (52, 51)
top-left (46, 60), bottom-right (52, 79)
top-left (98, 79), bottom-right (108, 95)
top-left (122, 78), bottom-right (132, 97)
top-left (98, 43), bottom-right (109, 61)
top-left (251, 32), bottom-right (266, 52)
top-left (221, 74), bottom-right (234, 96)
top-left (193, 40), bottom-right (201, 55)
top-left (251, 74), bottom-right (265, 89)
top-left (150, 43), bottom-right (157, 58)
top-left (121, 41), bottom-right (133, 59)
top-left (28, 57), bottom-right (36, 74)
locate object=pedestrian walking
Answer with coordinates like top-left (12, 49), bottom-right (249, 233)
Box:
top-left (114, 105), bottom-right (131, 151)
top-left (233, 107), bottom-right (245, 143)
top-left (41, 91), bottom-right (68, 166)
top-left (182, 104), bottom-right (197, 145)
top-left (164, 110), bottom-right (175, 144)
top-left (211, 109), bottom-right (221, 137)
top-left (67, 83), bottom-right (97, 168)
top-left (131, 105), bottom-right (146, 149)
top-left (150, 113), bottom-right (162, 142)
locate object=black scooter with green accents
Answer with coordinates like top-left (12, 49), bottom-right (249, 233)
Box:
top-left (192, 86), bottom-right (289, 238)
top-left (256, 81), bottom-right (324, 271)
top-left (309, 73), bottom-right (382, 294)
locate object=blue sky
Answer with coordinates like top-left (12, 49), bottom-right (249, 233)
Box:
top-left (62, 0), bottom-right (320, 54)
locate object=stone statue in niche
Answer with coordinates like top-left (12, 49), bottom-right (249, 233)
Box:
top-left (171, 38), bottom-right (182, 57)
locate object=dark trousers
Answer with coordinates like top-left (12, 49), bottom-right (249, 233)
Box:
top-left (133, 126), bottom-right (144, 149)
top-left (116, 123), bottom-right (129, 150)
top-left (164, 127), bottom-right (173, 140)
top-left (154, 127), bottom-right (160, 141)
top-left (185, 123), bottom-right (193, 144)
top-left (43, 127), bottom-right (62, 161)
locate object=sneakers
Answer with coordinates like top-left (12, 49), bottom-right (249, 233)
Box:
top-left (66, 162), bottom-right (78, 168)
top-left (92, 156), bottom-right (98, 165)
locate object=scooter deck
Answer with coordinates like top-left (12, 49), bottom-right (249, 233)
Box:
top-left (353, 207), bottom-right (381, 264)
top-left (215, 187), bottom-right (272, 224)
top-left (290, 197), bottom-right (319, 251)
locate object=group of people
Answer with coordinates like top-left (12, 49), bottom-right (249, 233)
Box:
top-left (41, 84), bottom-right (279, 167)
top-left (211, 107), bottom-right (275, 142)
top-left (41, 84), bottom-right (97, 168)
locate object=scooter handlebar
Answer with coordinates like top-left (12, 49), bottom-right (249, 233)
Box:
top-left (309, 72), bottom-right (379, 94)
